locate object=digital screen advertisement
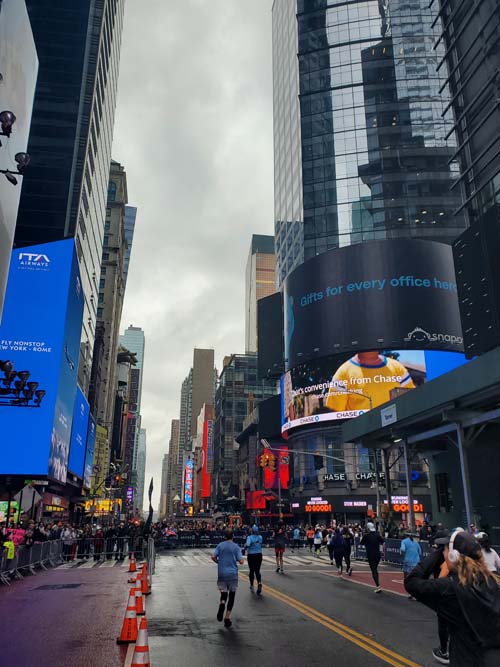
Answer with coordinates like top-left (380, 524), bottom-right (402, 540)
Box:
top-left (284, 239), bottom-right (464, 369)
top-left (263, 443), bottom-right (290, 490)
top-left (281, 349), bottom-right (468, 433)
top-left (83, 415), bottom-right (96, 490)
top-left (68, 386), bottom-right (90, 478)
top-left (184, 458), bottom-right (194, 504)
top-left (0, 239), bottom-right (83, 478)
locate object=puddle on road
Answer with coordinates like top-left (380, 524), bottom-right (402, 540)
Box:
top-left (147, 618), bottom-right (197, 637)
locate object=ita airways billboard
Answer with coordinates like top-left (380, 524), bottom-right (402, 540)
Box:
top-left (0, 239), bottom-right (83, 479)
top-left (184, 458), bottom-right (194, 504)
top-left (284, 239), bottom-right (464, 369)
top-left (83, 415), bottom-right (96, 490)
top-left (281, 349), bottom-right (467, 433)
top-left (68, 386), bottom-right (90, 478)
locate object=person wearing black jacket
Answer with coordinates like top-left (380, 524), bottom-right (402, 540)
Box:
top-left (405, 530), bottom-right (500, 667)
top-left (360, 522), bottom-right (385, 593)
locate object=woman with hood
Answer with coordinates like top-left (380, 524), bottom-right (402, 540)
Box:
top-left (245, 525), bottom-right (263, 595)
top-left (405, 528), bottom-right (500, 666)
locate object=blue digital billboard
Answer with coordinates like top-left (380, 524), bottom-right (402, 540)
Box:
top-left (83, 415), bottom-right (96, 489)
top-left (0, 239), bottom-right (84, 478)
top-left (68, 386), bottom-right (90, 478)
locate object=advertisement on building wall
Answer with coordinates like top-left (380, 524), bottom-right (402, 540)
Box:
top-left (206, 419), bottom-right (214, 473)
top-left (284, 239), bottom-right (464, 369)
top-left (281, 349), bottom-right (467, 433)
top-left (184, 458), bottom-right (194, 504)
top-left (68, 385), bottom-right (90, 478)
top-left (83, 415), bottom-right (96, 489)
top-left (262, 443), bottom-right (290, 490)
top-left (201, 420), bottom-right (212, 498)
top-left (0, 239), bottom-right (83, 478)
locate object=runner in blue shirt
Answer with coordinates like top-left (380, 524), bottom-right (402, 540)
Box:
top-left (245, 525), bottom-right (264, 595)
top-left (211, 529), bottom-right (244, 627)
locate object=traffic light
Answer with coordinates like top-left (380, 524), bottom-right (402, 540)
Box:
top-left (259, 454), bottom-right (267, 468)
top-left (314, 454), bottom-right (324, 470)
top-left (268, 454), bottom-right (277, 472)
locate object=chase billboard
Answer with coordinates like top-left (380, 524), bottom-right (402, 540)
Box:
top-left (0, 239), bottom-right (83, 480)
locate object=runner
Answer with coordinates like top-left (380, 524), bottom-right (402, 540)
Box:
top-left (211, 529), bottom-right (244, 627)
top-left (341, 526), bottom-right (354, 576)
top-left (306, 526), bottom-right (314, 552)
top-left (360, 522), bottom-right (385, 593)
top-left (292, 525), bottom-right (301, 551)
top-left (330, 528), bottom-right (346, 574)
top-left (273, 523), bottom-right (287, 573)
top-left (245, 524), bottom-right (263, 595)
top-left (313, 526), bottom-right (323, 558)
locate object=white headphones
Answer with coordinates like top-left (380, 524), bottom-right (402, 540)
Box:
top-left (447, 527), bottom-right (464, 564)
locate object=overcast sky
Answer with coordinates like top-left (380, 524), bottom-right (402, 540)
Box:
top-left (113, 1), bottom-right (274, 510)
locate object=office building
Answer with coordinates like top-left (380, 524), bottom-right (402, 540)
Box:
top-left (123, 206), bottom-right (137, 288)
top-left (89, 160), bottom-right (132, 432)
top-left (213, 353), bottom-right (276, 504)
top-left (436, 0), bottom-right (500, 355)
top-left (119, 325), bottom-right (145, 488)
top-left (0, 0), bottom-right (38, 319)
top-left (272, 0), bottom-right (466, 286)
top-left (245, 235), bottom-right (276, 353)
top-left (159, 452), bottom-right (169, 517)
top-left (135, 429), bottom-right (147, 515)
top-left (16, 1), bottom-right (125, 391)
top-left (166, 419), bottom-right (180, 515)
top-left (173, 349), bottom-right (216, 502)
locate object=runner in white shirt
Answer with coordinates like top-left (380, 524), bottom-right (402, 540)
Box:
top-left (478, 532), bottom-right (500, 572)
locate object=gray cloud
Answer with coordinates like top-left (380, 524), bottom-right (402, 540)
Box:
top-left (113, 0), bottom-right (274, 510)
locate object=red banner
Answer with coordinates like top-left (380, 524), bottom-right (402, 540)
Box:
top-left (201, 420), bottom-right (211, 498)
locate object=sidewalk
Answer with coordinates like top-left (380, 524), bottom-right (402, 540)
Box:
top-left (0, 557), bottom-right (130, 667)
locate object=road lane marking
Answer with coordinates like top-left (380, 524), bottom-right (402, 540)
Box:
top-left (124, 643), bottom-right (134, 667)
top-left (240, 575), bottom-right (422, 667)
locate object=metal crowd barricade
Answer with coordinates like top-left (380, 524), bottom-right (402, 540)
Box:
top-left (0, 539), bottom-right (65, 585)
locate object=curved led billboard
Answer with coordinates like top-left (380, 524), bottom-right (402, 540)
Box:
top-left (280, 349), bottom-right (467, 433)
top-left (284, 239), bottom-right (464, 369)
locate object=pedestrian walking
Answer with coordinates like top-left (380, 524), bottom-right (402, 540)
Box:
top-left (211, 529), bottom-right (244, 628)
top-left (273, 524), bottom-right (287, 573)
top-left (400, 532), bottom-right (422, 598)
top-left (245, 525), bottom-right (263, 595)
top-left (360, 522), bottom-right (385, 593)
top-left (405, 529), bottom-right (500, 667)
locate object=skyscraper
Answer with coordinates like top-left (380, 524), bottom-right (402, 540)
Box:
top-left (123, 206), bottom-right (137, 288)
top-left (136, 429), bottom-right (147, 515)
top-left (159, 452), bottom-right (169, 517)
top-left (174, 349), bottom-right (216, 501)
top-left (119, 325), bottom-right (146, 489)
top-left (166, 419), bottom-right (180, 515)
top-left (245, 235), bottom-right (276, 353)
top-left (213, 354), bottom-right (276, 504)
top-left (89, 160), bottom-right (132, 434)
top-left (16, 1), bottom-right (125, 391)
top-left (272, 0), bottom-right (467, 286)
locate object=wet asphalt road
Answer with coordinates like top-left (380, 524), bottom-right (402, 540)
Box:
top-left (0, 549), bottom-right (438, 667)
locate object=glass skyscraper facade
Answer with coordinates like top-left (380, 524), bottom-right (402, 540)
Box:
top-left (123, 206), bottom-right (137, 288)
top-left (273, 0), bottom-right (467, 285)
top-left (16, 1), bottom-right (125, 392)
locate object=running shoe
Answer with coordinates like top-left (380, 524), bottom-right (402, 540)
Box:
top-left (348, 567), bottom-right (353, 576)
top-left (330, 560), bottom-right (334, 565)
top-left (276, 566), bottom-right (280, 573)
top-left (249, 584), bottom-right (254, 592)
top-left (432, 648), bottom-right (450, 665)
top-left (338, 568), bottom-right (342, 575)
top-left (374, 587), bottom-right (382, 593)
top-left (224, 618), bottom-right (232, 628)
top-left (280, 567), bottom-right (284, 573)
top-left (257, 583), bottom-right (262, 596)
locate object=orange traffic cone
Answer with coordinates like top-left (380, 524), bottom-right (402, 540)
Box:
top-left (141, 562), bottom-right (147, 577)
top-left (135, 585), bottom-right (145, 615)
top-left (131, 617), bottom-right (150, 667)
top-left (141, 571), bottom-right (150, 596)
top-left (116, 588), bottom-right (138, 644)
top-left (128, 553), bottom-right (137, 573)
